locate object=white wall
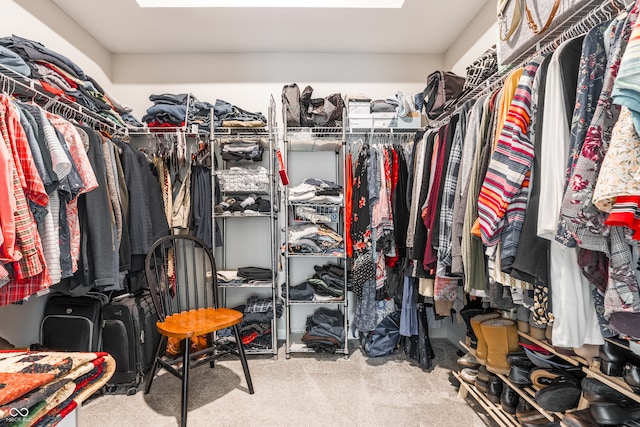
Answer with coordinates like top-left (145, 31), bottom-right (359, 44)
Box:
top-left (445, 0), bottom-right (497, 75)
top-left (111, 52), bottom-right (444, 121)
top-left (4, 0), bottom-right (113, 92)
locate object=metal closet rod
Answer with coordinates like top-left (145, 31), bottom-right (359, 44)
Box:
top-left (0, 65), bottom-right (123, 133)
top-left (428, 0), bottom-right (629, 129)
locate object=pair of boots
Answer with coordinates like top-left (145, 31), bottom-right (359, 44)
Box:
top-left (470, 313), bottom-right (520, 375)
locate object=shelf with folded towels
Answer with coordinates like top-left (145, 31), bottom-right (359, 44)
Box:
top-left (452, 371), bottom-right (519, 427)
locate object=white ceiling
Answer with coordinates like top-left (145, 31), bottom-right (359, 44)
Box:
top-left (43, 0), bottom-right (490, 55)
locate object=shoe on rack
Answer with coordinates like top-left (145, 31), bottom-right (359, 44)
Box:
top-left (459, 367), bottom-right (478, 385)
top-left (534, 377), bottom-right (581, 412)
top-left (516, 399), bottom-right (549, 426)
top-left (599, 339), bottom-right (640, 377)
top-left (589, 401), bottom-right (640, 426)
top-left (457, 352), bottom-right (480, 368)
top-left (480, 318), bottom-right (520, 375)
top-left (500, 385), bottom-right (518, 414)
top-left (475, 377), bottom-right (488, 394)
top-left (476, 365), bottom-right (490, 383)
top-left (508, 358), bottom-right (534, 388)
top-left (581, 377), bottom-right (633, 404)
top-left (623, 362), bottom-right (640, 394)
top-left (487, 374), bottom-right (503, 404)
top-left (516, 305), bottom-right (531, 333)
top-left (562, 408), bottom-right (599, 427)
top-left (529, 312), bottom-right (547, 341)
top-left (470, 312), bottom-right (501, 364)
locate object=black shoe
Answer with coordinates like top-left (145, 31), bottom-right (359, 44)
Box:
top-left (581, 377), bottom-right (633, 403)
top-left (500, 385), bottom-right (518, 414)
top-left (589, 401), bottom-right (640, 426)
top-left (623, 363), bottom-right (640, 394)
top-left (487, 374), bottom-right (503, 403)
top-left (599, 339), bottom-right (640, 377)
top-left (535, 377), bottom-right (581, 412)
top-left (508, 359), bottom-right (534, 388)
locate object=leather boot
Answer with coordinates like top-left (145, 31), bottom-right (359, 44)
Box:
top-left (487, 374), bottom-right (503, 404)
top-left (470, 313), bottom-right (501, 365)
top-left (459, 308), bottom-right (487, 353)
top-left (481, 318), bottom-right (520, 375)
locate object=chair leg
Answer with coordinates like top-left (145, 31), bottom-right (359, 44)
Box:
top-left (233, 325), bottom-right (254, 394)
top-left (208, 332), bottom-right (215, 369)
top-left (181, 337), bottom-right (190, 427)
top-left (144, 335), bottom-right (167, 394)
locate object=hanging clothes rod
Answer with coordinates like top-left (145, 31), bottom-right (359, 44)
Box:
top-left (427, 0), bottom-right (629, 129)
top-left (0, 63), bottom-right (124, 133)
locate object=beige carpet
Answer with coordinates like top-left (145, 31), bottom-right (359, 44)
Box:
top-left (81, 339), bottom-right (488, 427)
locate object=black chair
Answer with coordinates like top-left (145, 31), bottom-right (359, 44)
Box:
top-left (143, 234), bottom-right (254, 426)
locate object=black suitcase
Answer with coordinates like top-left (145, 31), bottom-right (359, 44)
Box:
top-left (102, 291), bottom-right (161, 395)
top-left (40, 294), bottom-right (107, 352)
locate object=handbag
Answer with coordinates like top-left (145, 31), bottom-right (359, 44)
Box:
top-left (498, 0), bottom-right (523, 41)
top-left (421, 70), bottom-right (466, 120)
top-left (525, 0), bottom-right (562, 34)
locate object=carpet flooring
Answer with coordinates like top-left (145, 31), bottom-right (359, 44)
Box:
top-left (81, 339), bottom-right (488, 427)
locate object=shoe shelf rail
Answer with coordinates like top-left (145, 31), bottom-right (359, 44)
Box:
top-left (452, 370), bottom-right (519, 427)
top-left (517, 331), bottom-right (589, 367)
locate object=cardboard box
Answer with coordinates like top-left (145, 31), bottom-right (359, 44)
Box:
top-left (396, 112), bottom-right (424, 129)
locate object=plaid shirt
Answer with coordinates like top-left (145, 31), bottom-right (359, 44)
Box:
top-left (0, 97), bottom-right (52, 305)
top-left (437, 101), bottom-right (472, 276)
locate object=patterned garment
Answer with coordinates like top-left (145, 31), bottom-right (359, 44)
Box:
top-left (564, 22), bottom-right (610, 189)
top-left (437, 100), bottom-right (472, 275)
top-left (557, 8), bottom-right (637, 251)
top-left (349, 147), bottom-right (375, 298)
top-left (477, 61), bottom-right (539, 247)
top-left (612, 0), bottom-right (640, 135)
top-left (0, 351), bottom-right (97, 407)
top-left (0, 102), bottom-right (51, 306)
top-left (593, 107), bottom-right (640, 212)
top-left (46, 113), bottom-right (98, 274)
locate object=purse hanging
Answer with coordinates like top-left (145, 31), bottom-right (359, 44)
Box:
top-left (498, 0), bottom-right (524, 41)
top-left (524, 0), bottom-right (562, 35)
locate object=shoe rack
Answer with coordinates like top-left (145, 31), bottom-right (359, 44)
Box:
top-left (453, 330), bottom-right (640, 427)
top-left (583, 338), bottom-right (640, 405)
top-left (452, 369), bottom-right (520, 427)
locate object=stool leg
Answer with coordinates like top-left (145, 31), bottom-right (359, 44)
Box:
top-left (145, 335), bottom-right (167, 394)
top-left (233, 325), bottom-right (254, 394)
top-left (181, 337), bottom-right (190, 427)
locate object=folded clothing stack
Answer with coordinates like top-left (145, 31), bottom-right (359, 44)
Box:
top-left (288, 178), bottom-right (343, 204)
top-left (302, 307), bottom-right (345, 353)
top-left (214, 195), bottom-right (271, 215)
top-left (240, 295), bottom-right (284, 349)
top-left (288, 224), bottom-right (344, 255)
top-left (216, 266), bottom-right (273, 285)
top-left (238, 267), bottom-right (273, 281)
top-left (0, 35), bottom-right (131, 127)
top-left (213, 99), bottom-right (266, 128)
top-left (217, 166), bottom-right (269, 192)
top-left (142, 93), bottom-right (192, 127)
top-left (285, 263), bottom-right (345, 302)
top-left (221, 140), bottom-right (264, 162)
